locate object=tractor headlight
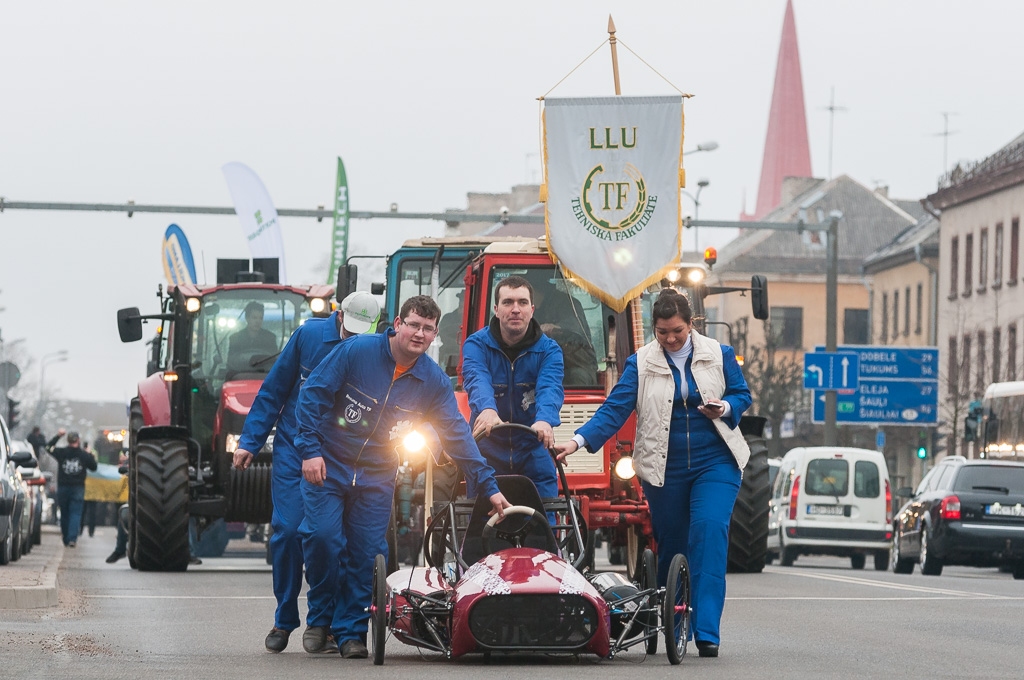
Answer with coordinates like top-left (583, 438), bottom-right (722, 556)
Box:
top-left (309, 297), bottom-right (327, 314)
top-left (225, 433), bottom-right (241, 453)
top-left (185, 297), bottom-right (202, 313)
top-left (687, 268), bottom-right (705, 284)
top-left (613, 455), bottom-right (636, 481)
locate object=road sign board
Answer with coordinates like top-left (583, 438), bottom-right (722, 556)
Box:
top-left (814, 346), bottom-right (939, 381)
top-left (876, 430), bottom-right (886, 450)
top-left (812, 379), bottom-right (939, 425)
top-left (803, 352), bottom-right (860, 390)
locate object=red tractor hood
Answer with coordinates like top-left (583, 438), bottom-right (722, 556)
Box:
top-left (221, 379), bottom-right (263, 416)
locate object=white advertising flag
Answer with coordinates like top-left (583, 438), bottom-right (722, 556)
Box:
top-left (543, 96), bottom-right (683, 311)
top-left (221, 162), bottom-right (288, 283)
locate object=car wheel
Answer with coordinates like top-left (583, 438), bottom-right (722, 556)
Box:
top-left (919, 528), bottom-right (943, 576)
top-left (1011, 563), bottom-right (1024, 580)
top-left (891, 532), bottom-right (914, 574)
top-left (873, 550), bottom-right (889, 571)
top-left (780, 531), bottom-right (797, 567)
top-left (850, 553), bottom-right (866, 570)
top-left (0, 526), bottom-right (12, 565)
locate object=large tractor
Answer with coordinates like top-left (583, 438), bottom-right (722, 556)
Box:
top-left (117, 263), bottom-right (334, 571)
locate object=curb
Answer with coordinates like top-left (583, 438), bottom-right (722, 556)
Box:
top-left (0, 527), bottom-right (64, 609)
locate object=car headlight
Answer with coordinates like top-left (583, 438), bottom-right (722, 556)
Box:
top-left (225, 434), bottom-right (241, 453)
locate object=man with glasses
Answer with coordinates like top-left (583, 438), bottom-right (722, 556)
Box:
top-left (462, 275), bottom-right (565, 500)
top-left (294, 295), bottom-right (511, 659)
top-left (231, 291), bottom-right (380, 654)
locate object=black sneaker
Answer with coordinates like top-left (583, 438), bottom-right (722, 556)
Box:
top-left (303, 626), bottom-right (337, 654)
top-left (340, 639), bottom-right (368, 659)
top-left (696, 641), bottom-right (719, 658)
top-left (265, 627), bottom-right (290, 653)
top-left (67, 542), bottom-right (76, 548)
top-left (105, 551), bottom-right (126, 564)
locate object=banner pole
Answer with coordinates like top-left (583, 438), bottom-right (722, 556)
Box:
top-left (608, 16), bottom-right (622, 96)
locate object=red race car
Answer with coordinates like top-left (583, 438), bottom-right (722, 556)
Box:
top-left (370, 425), bottom-right (692, 665)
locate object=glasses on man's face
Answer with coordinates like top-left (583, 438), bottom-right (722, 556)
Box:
top-left (401, 320), bottom-right (438, 336)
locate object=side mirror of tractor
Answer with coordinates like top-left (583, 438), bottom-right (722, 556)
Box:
top-left (337, 264), bottom-right (358, 300)
top-left (117, 307), bottom-right (144, 343)
top-left (750, 275), bottom-right (769, 320)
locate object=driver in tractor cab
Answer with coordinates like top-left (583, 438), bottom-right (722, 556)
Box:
top-left (525, 271), bottom-right (599, 387)
top-left (462, 275), bottom-right (565, 500)
top-left (232, 291), bottom-right (381, 655)
top-left (226, 301), bottom-right (278, 376)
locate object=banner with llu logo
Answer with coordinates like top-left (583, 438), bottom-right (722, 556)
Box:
top-left (542, 96), bottom-right (683, 311)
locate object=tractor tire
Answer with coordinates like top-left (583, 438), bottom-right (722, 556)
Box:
top-left (127, 398), bottom-right (143, 569)
top-left (727, 429), bottom-right (770, 574)
top-left (128, 398), bottom-right (143, 453)
top-left (133, 438), bottom-right (191, 572)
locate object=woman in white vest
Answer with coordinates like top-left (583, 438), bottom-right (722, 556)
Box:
top-left (554, 288), bottom-right (752, 658)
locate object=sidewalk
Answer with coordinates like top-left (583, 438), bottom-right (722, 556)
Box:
top-left (0, 524), bottom-right (64, 608)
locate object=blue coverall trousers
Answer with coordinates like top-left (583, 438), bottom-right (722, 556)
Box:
top-left (300, 475), bottom-right (393, 645)
top-left (269, 450), bottom-right (306, 632)
top-left (642, 454), bottom-right (741, 645)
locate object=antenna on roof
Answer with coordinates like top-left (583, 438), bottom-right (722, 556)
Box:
top-left (932, 112), bottom-right (960, 173)
top-left (821, 87), bottom-right (847, 180)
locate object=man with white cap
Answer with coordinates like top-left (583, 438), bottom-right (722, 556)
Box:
top-left (233, 290), bottom-right (380, 654)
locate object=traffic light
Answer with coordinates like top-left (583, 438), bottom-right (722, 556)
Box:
top-left (932, 429), bottom-right (948, 457)
top-left (6, 397), bottom-right (20, 430)
top-left (915, 429), bottom-right (928, 459)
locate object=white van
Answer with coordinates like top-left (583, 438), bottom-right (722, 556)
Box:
top-left (766, 447), bottom-right (892, 570)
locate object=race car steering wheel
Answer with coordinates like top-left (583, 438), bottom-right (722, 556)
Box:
top-left (481, 505), bottom-right (552, 554)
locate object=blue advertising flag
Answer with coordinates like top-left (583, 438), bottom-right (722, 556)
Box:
top-left (161, 223), bottom-right (198, 286)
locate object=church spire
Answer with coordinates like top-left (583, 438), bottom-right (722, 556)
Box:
top-left (745, 0), bottom-right (813, 220)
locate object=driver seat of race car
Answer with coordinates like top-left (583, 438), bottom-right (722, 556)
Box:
top-left (460, 475), bottom-right (559, 565)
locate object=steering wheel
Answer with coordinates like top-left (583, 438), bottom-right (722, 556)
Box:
top-left (481, 505), bottom-right (552, 554)
top-left (473, 421), bottom-right (540, 442)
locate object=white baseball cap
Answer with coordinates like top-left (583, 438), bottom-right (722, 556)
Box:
top-left (341, 291), bottom-right (381, 334)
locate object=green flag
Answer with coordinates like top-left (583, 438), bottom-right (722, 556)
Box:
top-left (328, 156), bottom-right (349, 281)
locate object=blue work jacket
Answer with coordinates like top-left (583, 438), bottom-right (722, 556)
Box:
top-left (295, 329), bottom-right (499, 498)
top-left (462, 325), bottom-right (564, 466)
top-left (238, 312), bottom-right (344, 473)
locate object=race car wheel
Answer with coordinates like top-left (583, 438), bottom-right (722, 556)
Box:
top-left (663, 553), bottom-right (691, 665)
top-left (639, 548), bottom-right (658, 655)
top-left (371, 553), bottom-right (387, 665)
top-left (482, 505), bottom-right (551, 553)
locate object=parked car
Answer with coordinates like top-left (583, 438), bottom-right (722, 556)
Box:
top-left (767, 447), bottom-right (892, 570)
top-left (11, 439), bottom-right (47, 547)
top-left (891, 456), bottom-right (1024, 579)
top-left (0, 414), bottom-right (29, 564)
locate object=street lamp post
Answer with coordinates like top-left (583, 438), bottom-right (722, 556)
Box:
top-left (681, 178), bottom-right (711, 253)
top-left (39, 350), bottom-right (69, 404)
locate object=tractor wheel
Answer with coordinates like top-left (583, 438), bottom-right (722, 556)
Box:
top-left (727, 431), bottom-right (770, 573)
top-left (128, 398), bottom-right (143, 453)
top-left (133, 438), bottom-right (191, 572)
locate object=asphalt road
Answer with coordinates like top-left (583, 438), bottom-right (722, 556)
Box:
top-left (3, 528), bottom-right (1022, 679)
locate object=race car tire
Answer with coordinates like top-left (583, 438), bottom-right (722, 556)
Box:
top-left (371, 553), bottom-right (388, 665)
top-left (639, 548), bottom-right (658, 655)
top-left (663, 553), bottom-right (691, 665)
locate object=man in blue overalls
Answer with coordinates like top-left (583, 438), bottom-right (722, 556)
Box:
top-left (295, 295), bottom-right (511, 659)
top-left (233, 291), bottom-right (381, 654)
top-left (461, 274), bottom-right (564, 500)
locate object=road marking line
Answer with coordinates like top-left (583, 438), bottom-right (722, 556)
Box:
top-left (86, 595), bottom-right (281, 600)
top-left (729, 596), bottom-right (1024, 601)
top-left (763, 568), bottom-right (998, 597)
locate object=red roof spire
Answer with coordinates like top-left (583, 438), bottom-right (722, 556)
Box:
top-left (744, 0), bottom-right (812, 220)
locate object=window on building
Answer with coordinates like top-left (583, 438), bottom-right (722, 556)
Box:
top-left (977, 330), bottom-right (987, 391)
top-left (880, 293), bottom-right (889, 342)
top-left (993, 327), bottom-right (1002, 383)
top-left (994, 223), bottom-right (1004, 287)
top-left (948, 336), bottom-right (958, 394)
top-left (979, 227), bottom-right (989, 292)
top-left (1011, 219), bottom-right (1020, 285)
top-left (892, 289), bottom-right (900, 340)
top-left (915, 283), bottom-right (923, 336)
top-left (964, 233), bottom-right (973, 297)
top-left (843, 309), bottom-right (869, 345)
top-left (770, 307), bottom-right (803, 349)
top-left (962, 333), bottom-right (972, 397)
top-left (1010, 324), bottom-right (1018, 380)
top-left (904, 286), bottom-right (911, 336)
top-left (949, 236), bottom-right (959, 298)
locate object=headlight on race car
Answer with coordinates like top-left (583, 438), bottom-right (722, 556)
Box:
top-left (225, 433), bottom-right (241, 454)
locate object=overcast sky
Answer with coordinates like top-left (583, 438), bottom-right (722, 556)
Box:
top-left (2, 0), bottom-right (1022, 405)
